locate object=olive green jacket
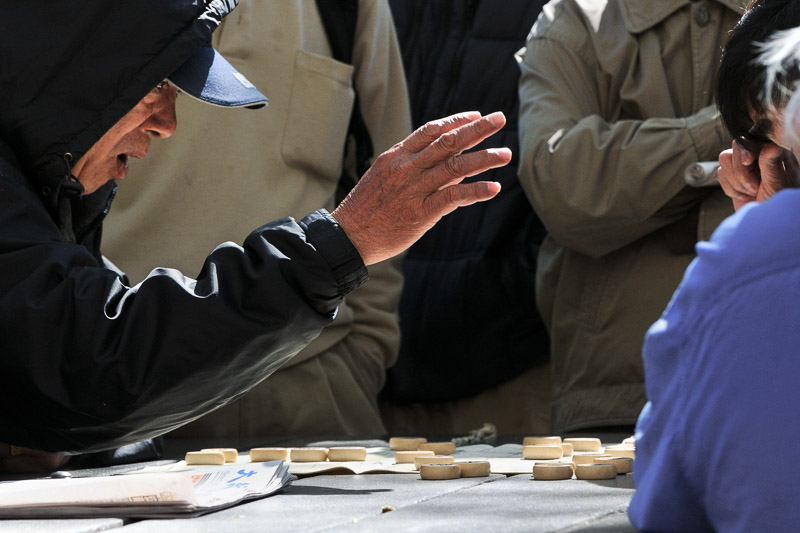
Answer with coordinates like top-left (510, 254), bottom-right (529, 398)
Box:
top-left (102, 0), bottom-right (412, 437)
top-left (518, 0), bottom-right (745, 432)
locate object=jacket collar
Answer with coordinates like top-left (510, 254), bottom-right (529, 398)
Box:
top-left (618, 0), bottom-right (746, 34)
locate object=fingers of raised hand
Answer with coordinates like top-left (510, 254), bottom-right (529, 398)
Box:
top-left (718, 146), bottom-right (758, 202)
top-left (755, 145), bottom-right (794, 202)
top-left (402, 112), bottom-right (483, 154)
top-left (425, 181), bottom-right (502, 217)
top-left (433, 148), bottom-right (512, 186)
top-left (414, 112), bottom-right (507, 169)
top-left (758, 144), bottom-right (791, 181)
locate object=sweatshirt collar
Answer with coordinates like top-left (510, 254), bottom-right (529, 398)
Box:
top-left (618, 0), bottom-right (746, 34)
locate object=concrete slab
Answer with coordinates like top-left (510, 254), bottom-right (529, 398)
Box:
top-left (330, 474), bottom-right (636, 532)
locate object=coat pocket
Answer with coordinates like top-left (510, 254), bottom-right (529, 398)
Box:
top-left (280, 50), bottom-right (355, 182)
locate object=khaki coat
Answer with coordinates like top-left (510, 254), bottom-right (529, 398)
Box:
top-left (518, 0), bottom-right (745, 432)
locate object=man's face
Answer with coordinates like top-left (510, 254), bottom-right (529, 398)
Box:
top-left (71, 82), bottom-right (178, 194)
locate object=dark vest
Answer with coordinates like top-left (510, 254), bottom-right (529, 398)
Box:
top-left (383, 0), bottom-right (550, 403)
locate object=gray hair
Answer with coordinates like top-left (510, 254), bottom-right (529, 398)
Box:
top-left (758, 27), bottom-right (800, 151)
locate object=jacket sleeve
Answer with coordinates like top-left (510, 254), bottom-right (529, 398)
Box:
top-left (353, 0), bottom-right (413, 162)
top-left (0, 175), bottom-right (367, 453)
top-left (517, 34), bottom-right (730, 258)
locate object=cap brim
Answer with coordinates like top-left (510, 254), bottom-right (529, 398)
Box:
top-left (168, 43), bottom-right (268, 109)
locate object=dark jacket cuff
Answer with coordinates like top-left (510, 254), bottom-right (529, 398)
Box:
top-left (300, 209), bottom-right (368, 296)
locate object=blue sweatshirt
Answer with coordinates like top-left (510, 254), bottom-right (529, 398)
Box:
top-left (629, 190), bottom-right (800, 532)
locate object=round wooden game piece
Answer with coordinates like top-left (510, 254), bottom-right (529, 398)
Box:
top-left (327, 447), bottom-right (367, 462)
top-left (563, 438), bottom-right (602, 452)
top-left (560, 443), bottom-right (574, 456)
top-left (522, 445), bottom-right (563, 460)
top-left (571, 453), bottom-right (611, 465)
top-left (249, 447), bottom-right (289, 462)
top-left (185, 450), bottom-right (225, 465)
top-left (414, 455), bottom-right (455, 469)
top-left (395, 450), bottom-right (435, 464)
top-left (201, 448), bottom-right (238, 463)
top-left (532, 463), bottom-right (574, 480)
top-left (594, 456), bottom-right (633, 474)
top-left (389, 437), bottom-right (427, 451)
top-left (290, 447), bottom-right (329, 462)
top-left (420, 463), bottom-right (461, 480)
top-left (457, 461), bottom-right (491, 478)
top-left (523, 436), bottom-right (562, 446)
top-left (603, 445), bottom-right (635, 459)
top-left (419, 441), bottom-right (456, 455)
top-left (574, 463), bottom-right (617, 480)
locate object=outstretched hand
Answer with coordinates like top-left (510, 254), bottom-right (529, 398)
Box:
top-left (332, 111), bottom-right (511, 265)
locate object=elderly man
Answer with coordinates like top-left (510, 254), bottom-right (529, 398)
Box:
top-left (0, 0), bottom-right (510, 472)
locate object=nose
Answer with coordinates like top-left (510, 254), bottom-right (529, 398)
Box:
top-left (145, 88), bottom-right (178, 139)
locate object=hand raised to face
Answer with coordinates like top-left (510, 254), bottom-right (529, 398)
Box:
top-left (332, 112), bottom-right (511, 266)
top-left (718, 139), bottom-right (798, 211)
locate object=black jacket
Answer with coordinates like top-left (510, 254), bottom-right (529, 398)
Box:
top-left (0, 0), bottom-right (366, 453)
top-left (384, 0), bottom-right (549, 403)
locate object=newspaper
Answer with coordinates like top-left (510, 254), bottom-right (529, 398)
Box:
top-left (0, 460), bottom-right (291, 519)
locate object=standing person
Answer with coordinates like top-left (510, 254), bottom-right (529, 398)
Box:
top-left (381, 0), bottom-right (551, 436)
top-left (517, 0), bottom-right (744, 433)
top-left (101, 0), bottom-right (412, 440)
top-left (0, 0), bottom-right (511, 471)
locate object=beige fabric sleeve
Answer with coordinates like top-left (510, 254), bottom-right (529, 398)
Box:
top-left (518, 36), bottom-right (729, 258)
top-left (337, 0), bottom-right (411, 379)
top-left (280, 0), bottom-right (410, 380)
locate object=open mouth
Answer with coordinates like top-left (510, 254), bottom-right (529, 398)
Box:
top-left (115, 154), bottom-right (129, 178)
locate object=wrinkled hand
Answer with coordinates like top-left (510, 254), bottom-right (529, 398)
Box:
top-left (0, 443), bottom-right (69, 474)
top-left (718, 139), bottom-right (798, 211)
top-left (332, 111), bottom-right (511, 265)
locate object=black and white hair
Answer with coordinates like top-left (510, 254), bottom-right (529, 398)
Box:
top-left (716, 0), bottom-right (800, 150)
top-left (758, 27), bottom-right (800, 151)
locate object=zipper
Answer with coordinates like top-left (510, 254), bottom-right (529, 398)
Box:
top-left (60, 152), bottom-right (85, 198)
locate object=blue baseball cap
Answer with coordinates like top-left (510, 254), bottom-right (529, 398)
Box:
top-left (168, 41), bottom-right (268, 109)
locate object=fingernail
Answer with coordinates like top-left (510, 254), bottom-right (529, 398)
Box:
top-left (488, 112), bottom-right (506, 126)
top-left (489, 147), bottom-right (513, 158)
